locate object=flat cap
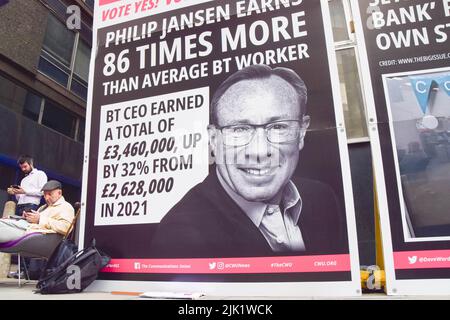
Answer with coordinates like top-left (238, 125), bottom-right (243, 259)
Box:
top-left (41, 180), bottom-right (62, 191)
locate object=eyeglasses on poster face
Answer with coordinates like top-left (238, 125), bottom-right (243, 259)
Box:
top-left (215, 119), bottom-right (306, 147)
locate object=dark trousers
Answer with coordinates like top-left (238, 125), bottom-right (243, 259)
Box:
top-left (15, 203), bottom-right (39, 216)
top-left (13, 203), bottom-right (39, 277)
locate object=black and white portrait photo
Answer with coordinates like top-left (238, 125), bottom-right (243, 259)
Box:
top-left (150, 64), bottom-right (348, 258)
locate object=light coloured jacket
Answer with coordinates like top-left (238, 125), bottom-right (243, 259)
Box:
top-left (26, 196), bottom-right (75, 235)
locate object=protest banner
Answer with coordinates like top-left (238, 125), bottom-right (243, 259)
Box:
top-left (352, 0), bottom-right (450, 295)
top-left (80, 0), bottom-right (361, 296)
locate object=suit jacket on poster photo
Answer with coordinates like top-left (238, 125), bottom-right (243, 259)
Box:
top-left (150, 169), bottom-right (348, 258)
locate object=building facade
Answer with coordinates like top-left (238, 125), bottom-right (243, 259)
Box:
top-left (0, 0), bottom-right (93, 208)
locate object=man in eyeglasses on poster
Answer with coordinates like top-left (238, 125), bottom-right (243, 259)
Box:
top-left (151, 64), bottom-right (347, 258)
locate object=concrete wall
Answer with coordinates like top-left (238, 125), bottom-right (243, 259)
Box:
top-left (0, 0), bottom-right (48, 73)
top-left (0, 105), bottom-right (84, 181)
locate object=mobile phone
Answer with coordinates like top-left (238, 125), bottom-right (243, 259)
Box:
top-left (9, 215), bottom-right (25, 220)
top-left (11, 185), bottom-right (20, 189)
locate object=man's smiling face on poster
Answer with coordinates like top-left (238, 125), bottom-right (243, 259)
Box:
top-left (210, 72), bottom-right (309, 203)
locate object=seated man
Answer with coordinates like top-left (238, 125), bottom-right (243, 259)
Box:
top-left (0, 180), bottom-right (74, 243)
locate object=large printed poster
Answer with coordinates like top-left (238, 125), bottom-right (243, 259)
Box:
top-left (80, 0), bottom-right (360, 296)
top-left (352, 0), bottom-right (450, 294)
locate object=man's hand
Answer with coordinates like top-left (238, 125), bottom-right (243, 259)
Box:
top-left (24, 210), bottom-right (40, 224)
top-left (7, 186), bottom-right (25, 195)
top-left (13, 186), bottom-right (26, 194)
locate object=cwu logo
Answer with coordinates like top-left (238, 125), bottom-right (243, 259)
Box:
top-left (410, 74), bottom-right (450, 114)
top-left (0, 0), bottom-right (9, 7)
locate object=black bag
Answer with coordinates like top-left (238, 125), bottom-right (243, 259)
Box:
top-left (43, 238), bottom-right (78, 272)
top-left (36, 239), bottom-right (110, 294)
top-left (27, 258), bottom-right (47, 280)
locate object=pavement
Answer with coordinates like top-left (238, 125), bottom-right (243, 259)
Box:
top-left (0, 278), bottom-right (130, 300)
top-left (1, 278), bottom-right (450, 300)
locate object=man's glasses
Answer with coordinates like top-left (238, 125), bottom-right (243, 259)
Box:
top-left (215, 120), bottom-right (305, 147)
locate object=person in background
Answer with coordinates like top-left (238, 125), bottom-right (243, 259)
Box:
top-left (7, 155), bottom-right (48, 216)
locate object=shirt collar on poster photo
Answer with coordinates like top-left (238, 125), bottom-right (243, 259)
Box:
top-left (217, 168), bottom-right (303, 227)
top-left (217, 167), bottom-right (305, 252)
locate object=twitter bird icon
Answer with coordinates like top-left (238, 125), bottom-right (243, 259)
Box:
top-left (408, 256), bottom-right (417, 264)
